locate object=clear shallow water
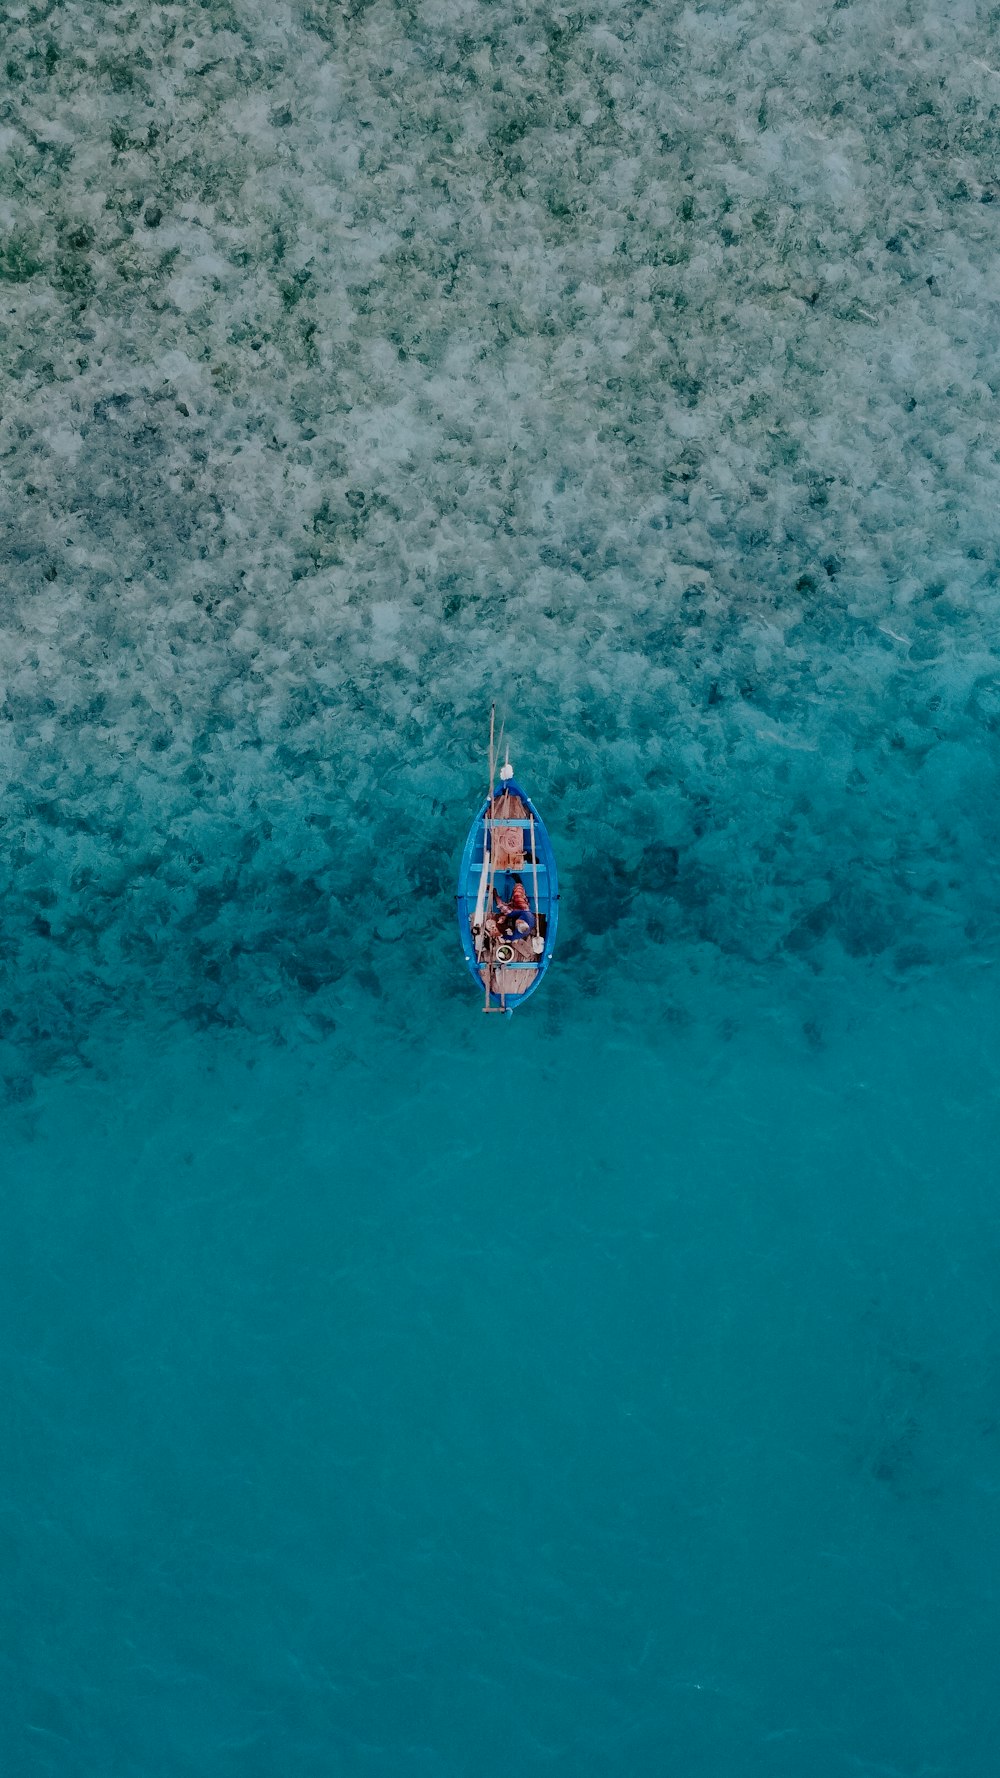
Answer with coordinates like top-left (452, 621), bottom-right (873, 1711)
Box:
top-left (4, 0), bottom-right (1000, 1770)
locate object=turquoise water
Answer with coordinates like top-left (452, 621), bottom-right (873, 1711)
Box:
top-left (7, 981), bottom-right (1000, 1772)
top-left (5, 0), bottom-right (1000, 1770)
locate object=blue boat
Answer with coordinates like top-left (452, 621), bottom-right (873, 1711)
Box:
top-left (456, 713), bottom-right (559, 1014)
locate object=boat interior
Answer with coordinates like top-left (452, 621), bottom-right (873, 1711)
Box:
top-left (473, 790), bottom-right (548, 1005)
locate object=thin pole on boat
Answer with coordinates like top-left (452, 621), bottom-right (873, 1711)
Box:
top-left (529, 812), bottom-right (543, 962)
top-left (472, 705), bottom-right (495, 958)
top-left (484, 704), bottom-right (496, 1010)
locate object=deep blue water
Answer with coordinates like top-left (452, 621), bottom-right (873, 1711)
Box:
top-left (4, 0), bottom-right (1000, 1771)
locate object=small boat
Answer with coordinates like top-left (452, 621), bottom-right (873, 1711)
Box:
top-left (456, 709), bottom-right (559, 1013)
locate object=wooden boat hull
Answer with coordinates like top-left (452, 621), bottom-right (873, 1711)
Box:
top-left (456, 776), bottom-right (558, 1012)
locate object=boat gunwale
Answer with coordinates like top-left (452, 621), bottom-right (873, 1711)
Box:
top-left (456, 775), bottom-right (558, 1010)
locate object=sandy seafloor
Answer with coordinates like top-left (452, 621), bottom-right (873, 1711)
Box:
top-left (3, 0), bottom-right (1000, 1772)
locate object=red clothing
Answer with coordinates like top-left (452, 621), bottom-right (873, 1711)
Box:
top-left (492, 882), bottom-right (534, 939)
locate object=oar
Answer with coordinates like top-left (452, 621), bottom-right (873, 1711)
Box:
top-left (529, 812), bottom-right (544, 960)
top-left (483, 705), bottom-right (496, 1010)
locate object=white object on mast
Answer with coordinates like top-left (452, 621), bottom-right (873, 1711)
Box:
top-left (472, 846), bottom-right (490, 954)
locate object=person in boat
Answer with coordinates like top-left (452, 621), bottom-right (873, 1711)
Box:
top-left (492, 876), bottom-right (535, 939)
